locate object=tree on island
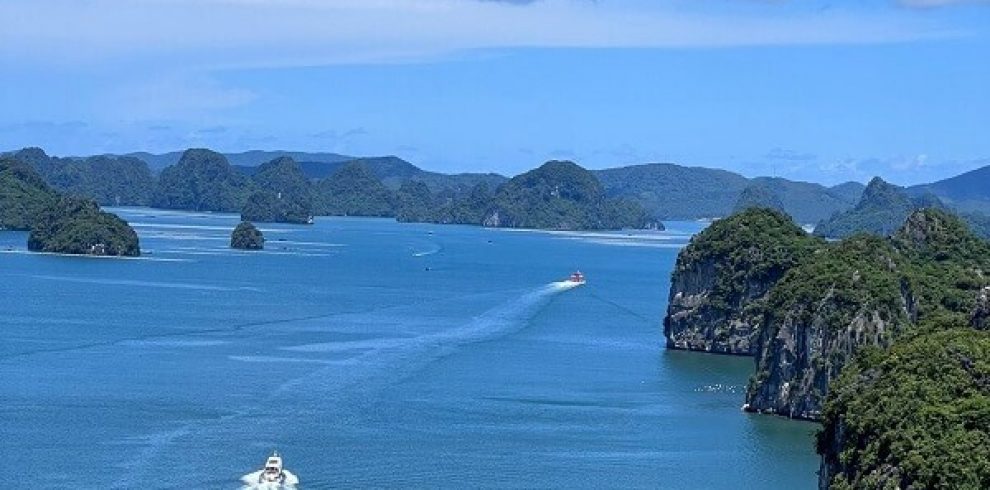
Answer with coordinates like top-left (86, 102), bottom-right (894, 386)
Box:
top-left (231, 221), bottom-right (265, 250)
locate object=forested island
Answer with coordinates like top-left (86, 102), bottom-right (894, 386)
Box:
top-left (28, 197), bottom-right (141, 256)
top-left (1, 156), bottom-right (140, 256)
top-left (231, 221), bottom-right (265, 250)
top-left (665, 206), bottom-right (990, 488)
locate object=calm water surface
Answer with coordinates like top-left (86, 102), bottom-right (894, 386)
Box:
top-left (0, 209), bottom-right (818, 488)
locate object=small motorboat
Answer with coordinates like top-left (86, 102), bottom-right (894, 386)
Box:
top-left (259, 451), bottom-right (286, 484)
top-left (565, 271), bottom-right (586, 284)
top-left (240, 450), bottom-right (299, 488)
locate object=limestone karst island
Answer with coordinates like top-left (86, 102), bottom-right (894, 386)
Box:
top-left (3, 1), bottom-right (989, 488)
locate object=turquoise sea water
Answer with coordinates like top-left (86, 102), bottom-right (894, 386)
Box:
top-left (0, 209), bottom-right (818, 488)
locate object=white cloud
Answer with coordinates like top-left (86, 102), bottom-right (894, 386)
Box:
top-left (0, 0), bottom-right (962, 69)
top-left (108, 75), bottom-right (257, 120)
top-left (898, 0), bottom-right (990, 8)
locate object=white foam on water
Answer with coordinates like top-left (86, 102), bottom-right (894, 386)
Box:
top-left (122, 339), bottom-right (229, 348)
top-left (272, 240), bottom-right (345, 248)
top-left (0, 250), bottom-right (193, 261)
top-left (228, 355), bottom-right (336, 365)
top-left (551, 280), bottom-right (584, 291)
top-left (115, 282), bottom-right (579, 484)
top-left (30, 274), bottom-right (259, 292)
top-left (282, 338), bottom-right (405, 353)
top-left (412, 245), bottom-right (441, 257)
top-left (274, 282), bottom-right (576, 399)
top-left (240, 469), bottom-right (299, 489)
top-left (578, 239), bottom-right (686, 249)
top-left (131, 223), bottom-right (287, 233)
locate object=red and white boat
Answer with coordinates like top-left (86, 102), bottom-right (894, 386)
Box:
top-left (566, 271), bottom-right (586, 284)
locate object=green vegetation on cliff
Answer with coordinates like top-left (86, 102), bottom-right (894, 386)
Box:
top-left (485, 160), bottom-right (651, 230)
top-left (28, 198), bottom-right (140, 256)
top-left (746, 209), bottom-right (990, 420)
top-left (765, 235), bottom-right (910, 332)
top-left (152, 149), bottom-right (252, 212)
top-left (678, 208), bottom-right (820, 310)
top-left (664, 208), bottom-right (821, 354)
top-left (0, 157), bottom-right (57, 230)
top-left (745, 234), bottom-right (914, 419)
top-left (231, 221), bottom-right (264, 250)
top-left (894, 209), bottom-right (990, 327)
top-left (819, 328), bottom-right (990, 490)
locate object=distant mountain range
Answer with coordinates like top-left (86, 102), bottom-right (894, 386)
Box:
top-left (908, 164), bottom-right (990, 214)
top-left (814, 176), bottom-right (990, 239)
top-left (6, 147), bottom-right (990, 225)
top-left (593, 163), bottom-right (864, 223)
top-left (122, 150), bottom-right (352, 173)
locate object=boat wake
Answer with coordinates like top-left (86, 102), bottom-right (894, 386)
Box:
top-left (412, 246), bottom-right (441, 257)
top-left (274, 281), bottom-right (581, 401)
top-left (239, 469), bottom-right (300, 489)
top-left (551, 280), bottom-right (584, 291)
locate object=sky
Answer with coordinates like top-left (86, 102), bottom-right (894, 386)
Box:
top-left (1, 0), bottom-right (988, 186)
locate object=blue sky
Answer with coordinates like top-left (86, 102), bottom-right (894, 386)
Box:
top-left (1, 0), bottom-right (988, 185)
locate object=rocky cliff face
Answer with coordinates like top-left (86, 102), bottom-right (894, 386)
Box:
top-left (746, 290), bottom-right (914, 420)
top-left (745, 210), bottom-right (989, 421)
top-left (664, 256), bottom-right (765, 354)
top-left (663, 208), bottom-right (820, 355)
top-left (973, 286), bottom-right (990, 329)
top-left (744, 235), bottom-right (914, 419)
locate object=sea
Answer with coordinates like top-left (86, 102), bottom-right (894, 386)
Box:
top-left (0, 208), bottom-right (818, 489)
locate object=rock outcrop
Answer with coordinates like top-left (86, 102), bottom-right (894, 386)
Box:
top-left (231, 221), bottom-right (264, 250)
top-left (744, 209), bottom-right (990, 420)
top-left (973, 287), bottom-right (990, 329)
top-left (743, 236), bottom-right (914, 419)
top-left (663, 208), bottom-right (820, 355)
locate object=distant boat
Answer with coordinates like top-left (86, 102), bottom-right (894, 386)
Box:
top-left (565, 270), bottom-right (586, 284)
top-left (306, 216), bottom-right (315, 225)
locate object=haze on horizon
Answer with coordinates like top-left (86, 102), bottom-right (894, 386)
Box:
top-left (1, 0), bottom-right (988, 186)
